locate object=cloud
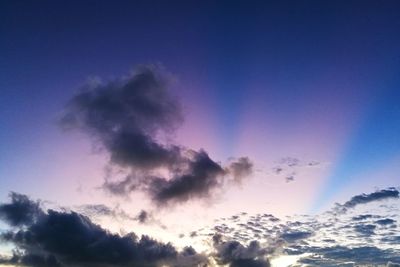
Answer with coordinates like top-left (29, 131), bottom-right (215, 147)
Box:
top-left (0, 193), bottom-right (207, 267)
top-left (376, 218), bottom-right (396, 225)
top-left (280, 231), bottom-right (312, 242)
top-left (60, 64), bottom-right (183, 171)
top-left (188, 187), bottom-right (400, 266)
top-left (60, 65), bottom-right (253, 206)
top-left (136, 210), bottom-right (150, 224)
top-left (212, 237), bottom-right (270, 267)
top-left (298, 246), bottom-right (400, 266)
top-left (227, 157), bottom-right (254, 185)
top-left (78, 204), bottom-right (134, 221)
top-left (333, 187), bottom-right (400, 213)
top-left (1, 187), bottom-right (399, 266)
top-left (354, 224), bottom-right (376, 236)
top-left (343, 188), bottom-right (399, 208)
top-left (271, 157), bottom-right (323, 183)
top-left (147, 150), bottom-right (226, 205)
top-left (0, 192), bottom-right (43, 227)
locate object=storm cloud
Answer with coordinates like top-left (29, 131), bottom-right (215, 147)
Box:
top-left (0, 192), bottom-right (43, 227)
top-left (60, 65), bottom-right (253, 206)
top-left (0, 193), bottom-right (206, 267)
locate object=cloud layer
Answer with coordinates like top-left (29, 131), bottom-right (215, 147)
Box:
top-left (1, 188), bottom-right (399, 266)
top-left (188, 188), bottom-right (400, 266)
top-left (0, 193), bottom-right (206, 267)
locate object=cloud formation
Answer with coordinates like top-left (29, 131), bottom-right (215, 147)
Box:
top-left (1, 188), bottom-right (399, 266)
top-left (212, 235), bottom-right (270, 267)
top-left (227, 157), bottom-right (253, 185)
top-left (333, 187), bottom-right (400, 213)
top-left (343, 187), bottom-right (399, 208)
top-left (189, 187), bottom-right (400, 266)
top-left (271, 157), bottom-right (323, 183)
top-left (60, 65), bottom-right (253, 206)
top-left (0, 192), bottom-right (43, 227)
top-left (0, 193), bottom-right (206, 267)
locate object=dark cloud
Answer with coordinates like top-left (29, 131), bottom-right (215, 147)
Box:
top-left (147, 150), bottom-right (226, 205)
top-left (213, 239), bottom-right (270, 267)
top-left (352, 214), bottom-right (376, 221)
top-left (343, 188), bottom-right (399, 209)
top-left (376, 218), bottom-right (396, 226)
top-left (0, 192), bottom-right (43, 227)
top-left (60, 65), bottom-right (252, 206)
top-left (354, 224), bottom-right (376, 236)
top-left (136, 210), bottom-right (150, 224)
top-left (0, 193), bottom-right (207, 267)
top-left (60, 64), bottom-right (183, 171)
top-left (280, 231), bottom-right (312, 242)
top-left (4, 252), bottom-right (61, 267)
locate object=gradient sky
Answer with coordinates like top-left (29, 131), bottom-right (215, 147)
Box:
top-left (1, 1), bottom-right (400, 266)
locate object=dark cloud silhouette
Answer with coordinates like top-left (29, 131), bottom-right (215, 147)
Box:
top-left (212, 236), bottom-right (270, 267)
top-left (60, 65), bottom-right (253, 206)
top-left (343, 188), bottom-right (399, 209)
top-left (0, 193), bottom-right (206, 267)
top-left (147, 150), bottom-right (226, 205)
top-left (3, 252), bottom-right (61, 267)
top-left (0, 192), bottom-right (43, 227)
top-left (136, 210), bottom-right (150, 224)
top-left (332, 188), bottom-right (400, 214)
top-left (60, 65), bottom-right (183, 171)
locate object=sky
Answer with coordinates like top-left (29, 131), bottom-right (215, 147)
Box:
top-left (1, 1), bottom-right (400, 266)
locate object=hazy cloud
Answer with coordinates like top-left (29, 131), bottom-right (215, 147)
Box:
top-left (227, 157), bottom-right (254, 185)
